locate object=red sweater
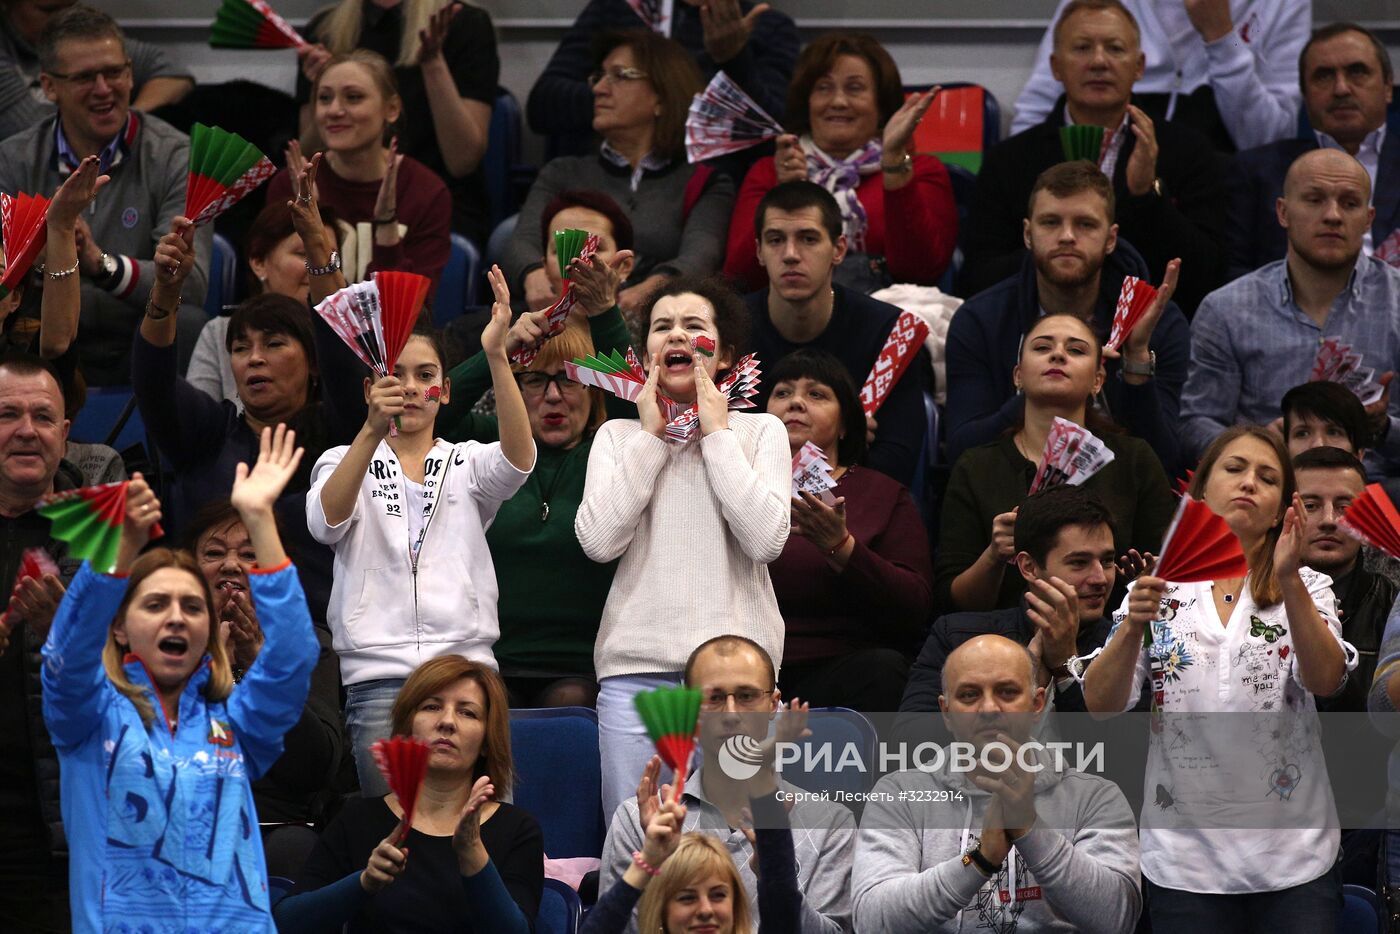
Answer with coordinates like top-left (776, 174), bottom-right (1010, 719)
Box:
top-left (769, 466), bottom-right (933, 663)
top-left (267, 154), bottom-right (451, 288)
top-left (723, 153), bottom-right (958, 292)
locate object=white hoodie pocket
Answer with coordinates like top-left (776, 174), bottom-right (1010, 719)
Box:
top-left (419, 554), bottom-right (481, 644)
top-left (338, 566), bottom-right (394, 650)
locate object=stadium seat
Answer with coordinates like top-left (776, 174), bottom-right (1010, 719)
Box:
top-left (267, 876), bottom-right (295, 907)
top-left (69, 386), bottom-right (146, 452)
top-left (1339, 884), bottom-right (1385, 934)
top-left (510, 707), bottom-right (606, 859)
top-left (486, 89), bottom-right (533, 228)
top-left (205, 232), bottom-right (237, 318)
top-left (906, 82), bottom-right (1002, 175)
top-left (538, 877), bottom-right (582, 934)
top-left (937, 162), bottom-right (978, 293)
top-left (784, 706), bottom-right (877, 796)
top-left (488, 214), bottom-right (518, 272)
top-left (434, 233), bottom-right (482, 327)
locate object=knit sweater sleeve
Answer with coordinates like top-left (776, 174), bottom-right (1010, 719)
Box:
top-left (0, 45), bottom-right (51, 140)
top-left (700, 416), bottom-right (790, 565)
top-left (840, 483), bottom-right (933, 632)
top-left (575, 421), bottom-right (671, 562)
top-left (1012, 804), bottom-right (1142, 933)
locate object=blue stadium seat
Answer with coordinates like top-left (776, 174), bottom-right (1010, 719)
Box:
top-left (205, 232), bottom-right (237, 318)
top-left (783, 707), bottom-right (877, 796)
top-left (433, 233), bottom-right (481, 327)
top-left (510, 707), bottom-right (606, 859)
top-left (486, 89), bottom-right (528, 228)
top-left (938, 162), bottom-right (977, 294)
top-left (268, 876), bottom-right (295, 907)
top-left (487, 214), bottom-right (518, 272)
top-left (1339, 884), bottom-right (1385, 934)
top-left (69, 386), bottom-right (145, 452)
top-left (538, 878), bottom-right (582, 934)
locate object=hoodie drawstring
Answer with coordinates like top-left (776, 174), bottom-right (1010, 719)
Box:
top-left (956, 795), bottom-right (973, 932)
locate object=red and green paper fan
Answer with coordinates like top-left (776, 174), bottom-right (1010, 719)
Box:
top-left (371, 736), bottom-right (432, 836)
top-left (0, 547), bottom-right (58, 628)
top-left (633, 685), bottom-right (702, 796)
top-left (554, 228), bottom-right (590, 280)
top-left (372, 270), bottom-right (431, 372)
top-left (1153, 495), bottom-right (1248, 584)
top-left (1339, 483), bottom-right (1400, 559)
top-left (0, 191), bottom-right (51, 295)
top-left (1059, 124), bottom-right (1104, 163)
top-left (210, 0), bottom-right (308, 50)
top-left (185, 123), bottom-right (276, 227)
top-left (37, 482), bottom-right (164, 574)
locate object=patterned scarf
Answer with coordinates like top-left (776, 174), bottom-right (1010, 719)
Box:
top-left (801, 135), bottom-right (883, 251)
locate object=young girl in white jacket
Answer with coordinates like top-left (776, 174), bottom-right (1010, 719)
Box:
top-left (308, 267), bottom-right (536, 793)
top-left (575, 276), bottom-right (791, 819)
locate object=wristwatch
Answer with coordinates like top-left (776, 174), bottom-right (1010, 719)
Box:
top-left (305, 251), bottom-right (342, 277)
top-left (1121, 350), bottom-right (1156, 377)
top-left (962, 845), bottom-right (998, 876)
top-left (1064, 655), bottom-right (1089, 684)
top-left (96, 251), bottom-right (119, 283)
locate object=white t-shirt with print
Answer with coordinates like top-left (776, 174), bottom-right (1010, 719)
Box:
top-left (1102, 567), bottom-right (1355, 893)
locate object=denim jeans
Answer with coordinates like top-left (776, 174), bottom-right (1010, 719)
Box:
top-left (345, 678), bottom-right (407, 797)
top-left (1147, 859), bottom-right (1343, 934)
top-left (597, 672), bottom-right (680, 822)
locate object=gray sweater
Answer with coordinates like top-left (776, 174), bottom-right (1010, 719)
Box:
top-left (601, 763), bottom-right (855, 933)
top-left (0, 112), bottom-right (211, 383)
top-left (852, 755), bottom-right (1141, 934)
top-left (504, 152), bottom-right (734, 293)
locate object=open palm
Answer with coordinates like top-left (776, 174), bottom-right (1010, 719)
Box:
top-left (232, 424), bottom-right (304, 515)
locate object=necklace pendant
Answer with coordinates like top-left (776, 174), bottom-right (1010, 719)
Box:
top-left (540, 501), bottom-right (550, 523)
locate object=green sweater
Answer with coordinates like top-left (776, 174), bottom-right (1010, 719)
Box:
top-left (437, 307), bottom-right (633, 677)
top-left (934, 431), bottom-right (1176, 613)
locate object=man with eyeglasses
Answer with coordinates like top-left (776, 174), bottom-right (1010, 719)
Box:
top-left (527, 0), bottom-right (797, 162)
top-left (962, 0), bottom-right (1227, 315)
top-left (0, 0), bottom-right (191, 142)
top-left (601, 635), bottom-right (856, 933)
top-left (0, 4), bottom-right (210, 386)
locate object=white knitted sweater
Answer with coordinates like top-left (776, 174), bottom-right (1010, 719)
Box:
top-left (576, 413), bottom-right (791, 679)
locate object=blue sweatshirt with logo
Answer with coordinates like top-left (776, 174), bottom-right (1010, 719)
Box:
top-left (42, 559), bottom-right (318, 933)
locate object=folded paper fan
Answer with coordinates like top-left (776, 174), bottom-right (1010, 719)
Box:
top-left (372, 270), bottom-right (431, 372)
top-left (554, 228), bottom-right (590, 280)
top-left (1027, 417), bottom-right (1114, 494)
top-left (371, 736), bottom-right (432, 835)
top-left (37, 483), bottom-right (164, 574)
top-left (686, 71), bottom-right (785, 163)
top-left (564, 348), bottom-right (648, 402)
top-left (1153, 496), bottom-right (1248, 583)
top-left (185, 123), bottom-right (276, 226)
top-left (634, 685), bottom-right (702, 798)
top-left (210, 0), bottom-right (308, 49)
top-left (663, 354), bottom-right (763, 444)
top-left (1174, 469), bottom-right (1195, 497)
top-left (0, 191), bottom-right (50, 294)
top-left (1059, 124), bottom-right (1105, 164)
top-left (1339, 483), bottom-right (1400, 558)
top-left (0, 547), bottom-right (59, 628)
top-left (860, 310), bottom-right (929, 417)
top-left (511, 233), bottom-right (601, 366)
top-left (792, 441), bottom-right (838, 505)
top-left (316, 282), bottom-right (388, 374)
top-left (1106, 276), bottom-right (1159, 351)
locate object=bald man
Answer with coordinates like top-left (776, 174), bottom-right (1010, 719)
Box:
top-left (854, 635), bottom-right (1141, 933)
top-left (1182, 148), bottom-right (1400, 470)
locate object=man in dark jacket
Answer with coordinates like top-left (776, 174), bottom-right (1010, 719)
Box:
top-left (945, 161), bottom-right (1189, 477)
top-left (902, 487), bottom-right (1130, 714)
top-left (960, 0), bottom-right (1226, 314)
top-left (0, 353), bottom-right (82, 931)
top-left (1295, 446), bottom-right (1398, 712)
top-left (1225, 23), bottom-right (1400, 281)
top-left (527, 0), bottom-right (797, 162)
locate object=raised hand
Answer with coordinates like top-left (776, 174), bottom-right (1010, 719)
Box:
top-left (569, 250), bottom-right (635, 316)
top-left (1025, 577), bottom-right (1080, 671)
top-left (372, 137), bottom-right (402, 234)
top-left (1105, 258), bottom-right (1179, 363)
top-left (694, 359), bottom-right (730, 436)
top-left (231, 424), bottom-right (305, 519)
top-left (286, 141), bottom-right (329, 257)
top-left (639, 782), bottom-right (687, 872)
top-left (115, 473), bottom-right (162, 573)
top-left (416, 1), bottom-right (461, 66)
top-left (773, 134), bottom-right (806, 184)
top-left (219, 588), bottom-right (263, 670)
top-left (366, 374), bottom-right (407, 438)
top-left (1365, 372), bottom-right (1394, 441)
top-left (637, 353), bottom-right (668, 439)
top-left (153, 218), bottom-right (197, 290)
top-left (1183, 0), bottom-right (1233, 43)
top-left (1273, 491), bottom-right (1308, 580)
top-left (970, 732), bottom-right (1037, 847)
top-left (699, 0), bottom-right (769, 64)
top-left (637, 755), bottom-right (663, 835)
top-left (452, 774), bottom-right (496, 875)
top-left (987, 508), bottom-right (1018, 563)
top-left (481, 265), bottom-right (513, 359)
top-left (48, 156), bottom-right (110, 231)
top-left (297, 43), bottom-right (332, 85)
top-left (1126, 575), bottom-right (1167, 631)
top-left (1116, 548), bottom-right (1154, 582)
top-left (360, 816), bottom-right (409, 893)
top-left (882, 86), bottom-right (938, 161)
top-left (9, 573), bottom-right (66, 641)
top-left (1124, 105), bottom-right (1160, 198)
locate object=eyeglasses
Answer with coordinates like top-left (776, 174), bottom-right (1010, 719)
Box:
top-left (699, 688), bottom-right (773, 711)
top-left (46, 61), bottom-right (132, 89)
top-left (589, 66), bottom-right (649, 87)
top-left (517, 371), bottom-right (585, 396)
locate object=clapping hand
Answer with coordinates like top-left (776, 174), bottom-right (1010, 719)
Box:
top-left (882, 86), bottom-right (938, 161)
top-left (452, 774), bottom-right (496, 875)
top-left (48, 156), bottom-right (109, 232)
top-left (9, 573), bottom-right (66, 641)
top-left (416, 1), bottom-right (461, 66)
top-left (1273, 491), bottom-right (1308, 580)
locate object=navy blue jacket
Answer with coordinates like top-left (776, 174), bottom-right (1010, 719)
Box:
top-left (526, 0), bottom-right (797, 150)
top-left (1225, 124), bottom-right (1400, 281)
top-left (944, 239), bottom-right (1189, 477)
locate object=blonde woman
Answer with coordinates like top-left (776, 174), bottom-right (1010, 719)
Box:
top-left (41, 426), bottom-right (317, 932)
top-left (297, 0), bottom-right (497, 244)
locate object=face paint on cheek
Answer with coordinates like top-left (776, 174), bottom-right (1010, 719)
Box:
top-left (424, 386), bottom-right (441, 403)
top-left (692, 335), bottom-right (716, 358)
